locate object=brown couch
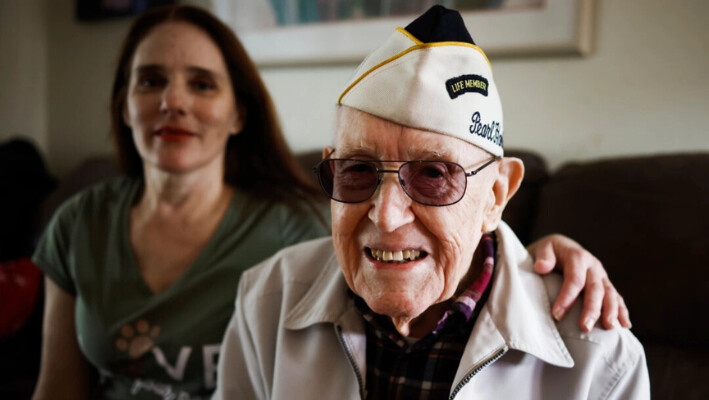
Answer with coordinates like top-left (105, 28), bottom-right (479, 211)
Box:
top-left (3, 149), bottom-right (707, 399)
top-left (526, 152), bottom-right (709, 399)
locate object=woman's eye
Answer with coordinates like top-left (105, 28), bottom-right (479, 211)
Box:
top-left (192, 80), bottom-right (216, 91)
top-left (137, 75), bottom-right (165, 88)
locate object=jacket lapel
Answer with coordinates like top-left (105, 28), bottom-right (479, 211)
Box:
top-left (476, 222), bottom-right (574, 367)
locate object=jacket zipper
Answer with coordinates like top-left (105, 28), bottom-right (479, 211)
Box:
top-left (335, 325), bottom-right (366, 399)
top-left (448, 346), bottom-right (508, 400)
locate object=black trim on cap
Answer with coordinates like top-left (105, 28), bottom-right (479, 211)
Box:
top-left (404, 5), bottom-right (475, 45)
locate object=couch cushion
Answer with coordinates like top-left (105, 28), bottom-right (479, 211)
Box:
top-left (502, 149), bottom-right (548, 245)
top-left (531, 153), bottom-right (709, 348)
top-left (643, 342), bottom-right (709, 399)
top-left (41, 155), bottom-right (120, 227)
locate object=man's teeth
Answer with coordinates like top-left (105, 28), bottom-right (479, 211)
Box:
top-left (370, 248), bottom-right (423, 262)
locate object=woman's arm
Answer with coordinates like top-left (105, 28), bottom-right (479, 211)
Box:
top-left (32, 278), bottom-right (91, 400)
top-left (529, 234), bottom-right (631, 332)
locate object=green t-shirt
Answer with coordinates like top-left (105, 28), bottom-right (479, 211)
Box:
top-left (33, 177), bottom-right (329, 399)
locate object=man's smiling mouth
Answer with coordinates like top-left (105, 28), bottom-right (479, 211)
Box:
top-left (366, 247), bottom-right (427, 263)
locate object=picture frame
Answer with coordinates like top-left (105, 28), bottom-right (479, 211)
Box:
top-left (225, 0), bottom-right (595, 66)
top-left (76, 0), bottom-right (175, 21)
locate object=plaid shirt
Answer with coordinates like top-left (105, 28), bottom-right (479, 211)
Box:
top-left (354, 234), bottom-right (496, 400)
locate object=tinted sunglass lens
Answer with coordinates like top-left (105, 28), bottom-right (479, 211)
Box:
top-left (317, 160), bottom-right (335, 197)
top-left (400, 162), bottom-right (466, 205)
top-left (321, 160), bottom-right (379, 202)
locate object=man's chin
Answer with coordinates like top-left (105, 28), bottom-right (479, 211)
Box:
top-left (366, 294), bottom-right (429, 322)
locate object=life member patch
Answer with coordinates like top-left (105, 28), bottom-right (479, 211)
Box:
top-left (446, 74), bottom-right (488, 99)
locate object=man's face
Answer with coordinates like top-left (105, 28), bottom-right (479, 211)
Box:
top-left (330, 108), bottom-right (502, 335)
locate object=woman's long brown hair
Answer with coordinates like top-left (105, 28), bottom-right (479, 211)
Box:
top-left (110, 5), bottom-right (324, 209)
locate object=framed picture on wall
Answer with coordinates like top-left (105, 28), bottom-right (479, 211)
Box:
top-left (76, 0), bottom-right (176, 21)
top-left (216, 0), bottom-right (595, 66)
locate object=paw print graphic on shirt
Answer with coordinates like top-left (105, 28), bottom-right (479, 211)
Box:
top-left (115, 319), bottom-right (160, 359)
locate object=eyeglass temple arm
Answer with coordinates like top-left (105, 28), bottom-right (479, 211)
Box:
top-left (312, 149), bottom-right (337, 174)
top-left (465, 156), bottom-right (502, 177)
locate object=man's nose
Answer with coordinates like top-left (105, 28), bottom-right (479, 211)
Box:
top-left (368, 174), bottom-right (415, 233)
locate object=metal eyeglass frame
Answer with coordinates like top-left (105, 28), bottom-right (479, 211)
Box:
top-left (313, 149), bottom-right (501, 206)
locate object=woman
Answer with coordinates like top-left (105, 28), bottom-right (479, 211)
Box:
top-left (32, 6), bottom-right (328, 399)
top-left (32, 5), bottom-right (627, 399)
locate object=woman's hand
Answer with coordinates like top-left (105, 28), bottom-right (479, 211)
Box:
top-left (528, 234), bottom-right (631, 332)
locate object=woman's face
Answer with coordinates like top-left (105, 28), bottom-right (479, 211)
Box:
top-left (123, 22), bottom-right (242, 175)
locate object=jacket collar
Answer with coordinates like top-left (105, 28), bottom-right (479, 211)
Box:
top-left (283, 223), bottom-right (574, 368)
top-left (283, 246), bottom-right (351, 329)
top-left (465, 222), bottom-right (574, 368)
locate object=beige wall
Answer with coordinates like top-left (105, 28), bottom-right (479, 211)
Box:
top-left (4, 0), bottom-right (708, 175)
top-left (261, 0), bottom-right (709, 170)
top-left (45, 0), bottom-right (131, 175)
top-left (0, 0), bottom-right (48, 154)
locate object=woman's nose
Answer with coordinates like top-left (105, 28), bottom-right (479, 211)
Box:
top-left (160, 82), bottom-right (188, 115)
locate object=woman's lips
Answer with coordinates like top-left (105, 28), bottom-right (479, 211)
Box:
top-left (155, 127), bottom-right (196, 141)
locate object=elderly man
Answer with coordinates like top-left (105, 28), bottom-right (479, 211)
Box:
top-left (214, 6), bottom-right (649, 399)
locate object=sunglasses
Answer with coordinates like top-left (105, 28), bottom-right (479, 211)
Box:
top-left (313, 151), bottom-right (501, 206)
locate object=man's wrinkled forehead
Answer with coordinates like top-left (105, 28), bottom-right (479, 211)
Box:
top-left (333, 106), bottom-right (486, 161)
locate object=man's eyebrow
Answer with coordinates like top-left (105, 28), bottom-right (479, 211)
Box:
top-left (406, 148), bottom-right (452, 160)
top-left (335, 145), bottom-right (377, 158)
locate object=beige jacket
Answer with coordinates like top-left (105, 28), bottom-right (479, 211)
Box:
top-left (214, 222), bottom-right (650, 399)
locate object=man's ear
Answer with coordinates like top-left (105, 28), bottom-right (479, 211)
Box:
top-left (482, 157), bottom-right (525, 232)
top-left (322, 146), bottom-right (334, 160)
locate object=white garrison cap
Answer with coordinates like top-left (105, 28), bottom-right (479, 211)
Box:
top-left (338, 6), bottom-right (503, 156)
